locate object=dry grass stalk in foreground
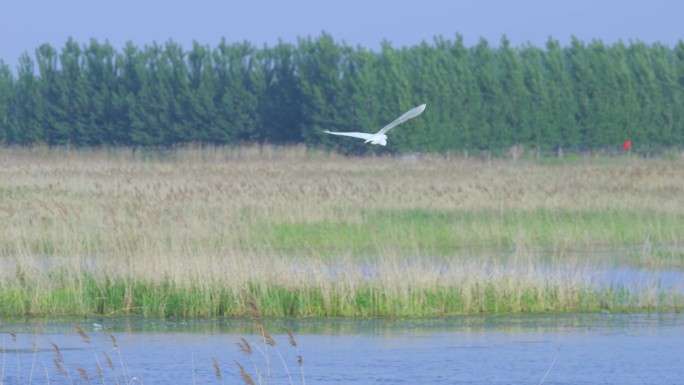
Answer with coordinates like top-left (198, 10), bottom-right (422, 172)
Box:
top-left (235, 298), bottom-right (306, 385)
top-left (1, 327), bottom-right (137, 385)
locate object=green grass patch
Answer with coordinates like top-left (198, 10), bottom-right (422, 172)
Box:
top-left (2, 272), bottom-right (682, 318)
top-left (257, 207), bottom-right (684, 262)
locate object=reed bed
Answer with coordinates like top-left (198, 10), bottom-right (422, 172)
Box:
top-left (1, 146), bottom-right (683, 317)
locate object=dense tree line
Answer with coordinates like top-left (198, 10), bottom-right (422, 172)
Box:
top-left (1, 33), bottom-right (683, 154)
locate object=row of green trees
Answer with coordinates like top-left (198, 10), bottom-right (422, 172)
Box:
top-left (1, 33), bottom-right (683, 153)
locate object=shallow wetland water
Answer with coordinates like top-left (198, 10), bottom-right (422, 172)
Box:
top-left (2, 312), bottom-right (683, 385)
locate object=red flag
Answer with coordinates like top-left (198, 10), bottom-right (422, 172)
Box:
top-left (622, 140), bottom-right (632, 151)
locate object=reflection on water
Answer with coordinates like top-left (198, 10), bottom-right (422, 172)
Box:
top-left (2, 313), bottom-right (684, 385)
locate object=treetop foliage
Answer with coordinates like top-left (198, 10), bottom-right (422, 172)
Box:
top-left (1, 33), bottom-right (683, 154)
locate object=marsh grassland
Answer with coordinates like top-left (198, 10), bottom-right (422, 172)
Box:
top-left (1, 146), bottom-right (683, 317)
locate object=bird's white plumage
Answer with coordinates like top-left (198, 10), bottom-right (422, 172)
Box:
top-left (324, 104), bottom-right (426, 146)
top-left (322, 131), bottom-right (375, 140)
top-left (377, 104), bottom-right (426, 136)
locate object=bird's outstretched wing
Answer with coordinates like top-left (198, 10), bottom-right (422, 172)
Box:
top-left (376, 104), bottom-right (426, 135)
top-left (324, 131), bottom-right (375, 140)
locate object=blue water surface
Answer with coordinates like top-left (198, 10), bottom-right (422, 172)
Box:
top-left (1, 312), bottom-right (683, 385)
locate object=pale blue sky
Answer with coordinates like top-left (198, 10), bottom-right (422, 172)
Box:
top-left (1, 0), bottom-right (682, 69)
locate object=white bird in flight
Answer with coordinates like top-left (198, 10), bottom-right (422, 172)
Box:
top-left (324, 104), bottom-right (426, 146)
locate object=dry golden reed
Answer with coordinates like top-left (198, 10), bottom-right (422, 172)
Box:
top-left (236, 362), bottom-right (256, 385)
top-left (73, 324), bottom-right (90, 344)
top-left (283, 326), bottom-right (297, 348)
top-left (75, 365), bottom-right (90, 382)
top-left (0, 146), bottom-right (683, 317)
top-left (237, 338), bottom-right (253, 357)
top-left (212, 357), bottom-right (223, 380)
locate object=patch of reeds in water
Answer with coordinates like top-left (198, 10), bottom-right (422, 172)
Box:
top-left (1, 146), bottom-right (683, 317)
top-left (1, 301), bottom-right (304, 385)
top-left (1, 325), bottom-right (138, 385)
